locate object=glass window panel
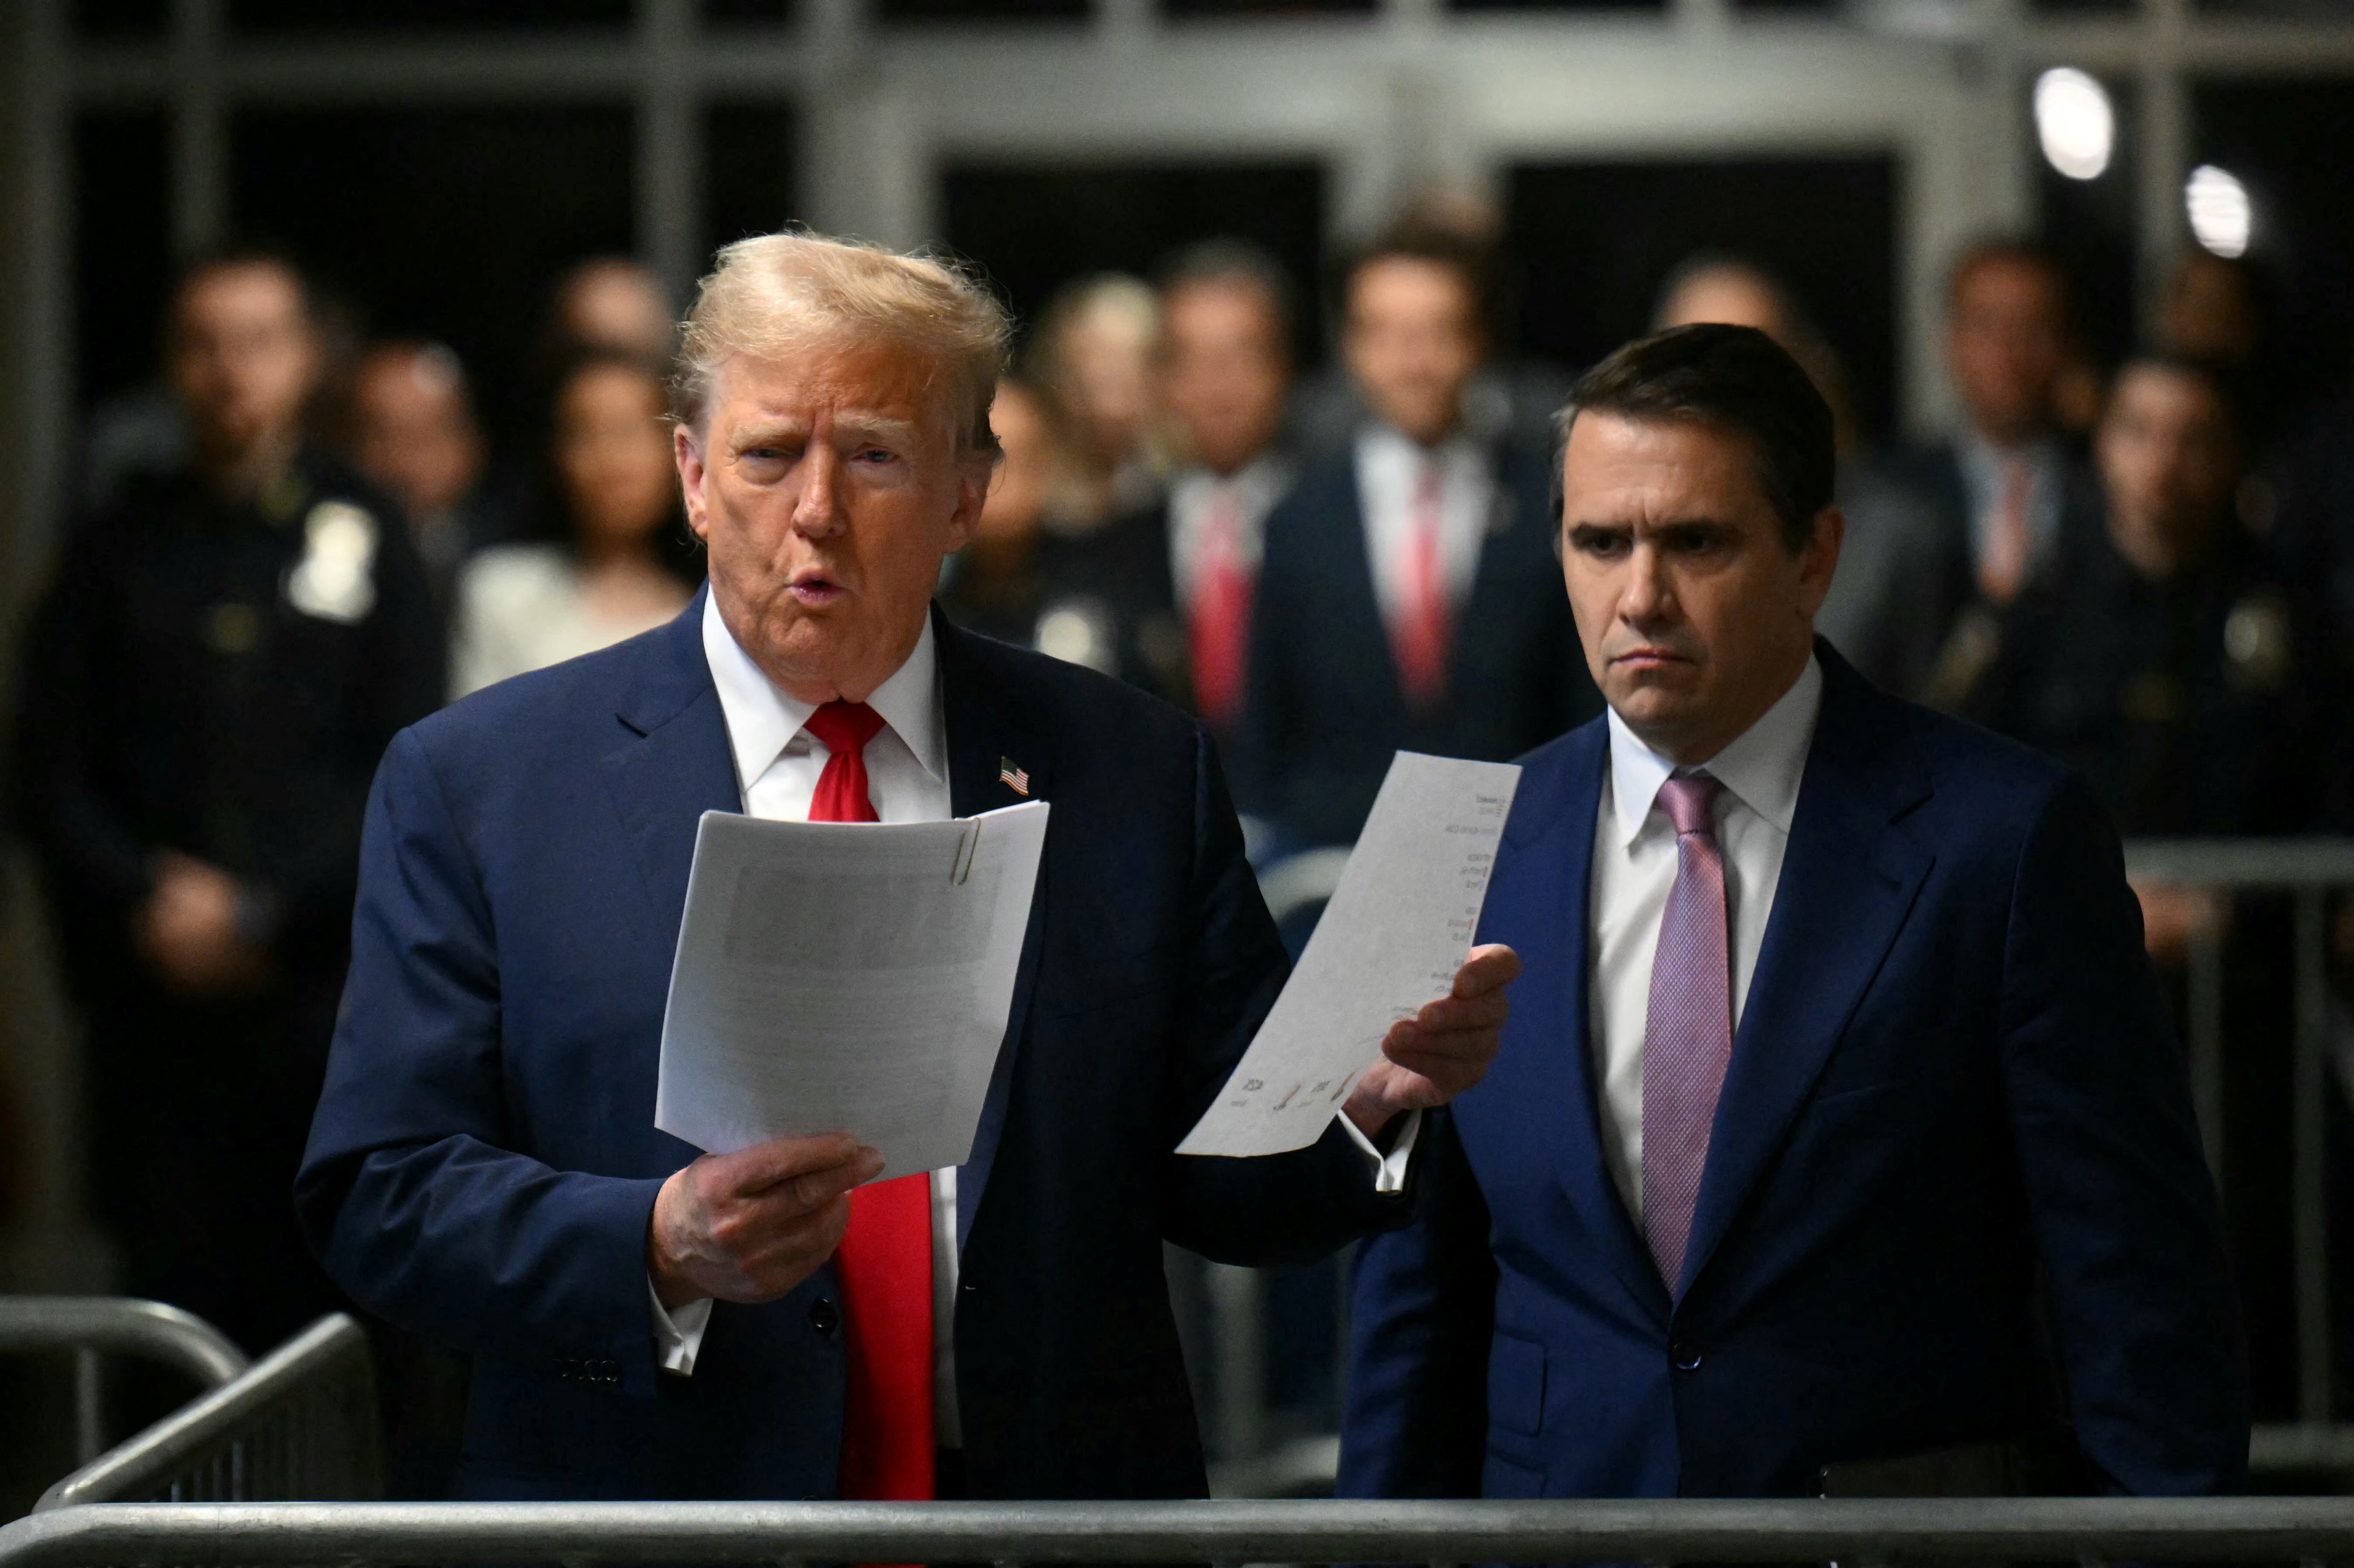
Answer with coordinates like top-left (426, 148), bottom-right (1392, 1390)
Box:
top-left (74, 0), bottom-right (169, 37)
top-left (74, 111), bottom-right (173, 420)
top-left (229, 0), bottom-right (630, 31)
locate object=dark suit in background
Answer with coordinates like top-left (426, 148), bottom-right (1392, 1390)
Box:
top-left (13, 450), bottom-right (444, 1353)
top-left (1237, 442), bottom-right (1597, 848)
top-left (1339, 646), bottom-right (2247, 1501)
top-left (297, 596), bottom-right (1406, 1501)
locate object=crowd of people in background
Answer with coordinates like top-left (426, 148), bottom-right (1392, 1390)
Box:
top-left (6, 189), bottom-right (2354, 1459)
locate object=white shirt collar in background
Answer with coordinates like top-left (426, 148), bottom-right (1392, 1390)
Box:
top-left (1352, 423), bottom-right (1494, 622)
top-left (1167, 455), bottom-right (1294, 606)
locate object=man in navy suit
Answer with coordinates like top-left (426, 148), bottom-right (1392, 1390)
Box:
top-left (1339, 323), bottom-right (2247, 1502)
top-left (297, 231), bottom-right (1519, 1503)
top-left (1238, 221), bottom-right (1599, 849)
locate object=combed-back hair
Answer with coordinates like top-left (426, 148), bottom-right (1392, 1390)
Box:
top-left (1553, 323), bottom-right (1836, 552)
top-left (673, 229), bottom-right (1013, 457)
top-left (1157, 237), bottom-right (1297, 346)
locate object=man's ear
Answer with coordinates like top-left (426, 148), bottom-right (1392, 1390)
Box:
top-left (675, 424), bottom-right (712, 542)
top-left (1797, 503), bottom-right (1845, 618)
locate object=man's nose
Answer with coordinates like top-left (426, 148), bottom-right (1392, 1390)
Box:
top-left (792, 444), bottom-right (847, 537)
top-left (1619, 544), bottom-right (1676, 625)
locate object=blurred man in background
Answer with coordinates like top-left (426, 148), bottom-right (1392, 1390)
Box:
top-left (1026, 274), bottom-right (1168, 526)
top-left (1972, 352), bottom-right (2328, 856)
top-left (1970, 351), bottom-right (2333, 1418)
top-left (1239, 222), bottom-right (1595, 849)
top-left (1065, 241), bottom-right (1297, 730)
top-left (347, 340), bottom-right (514, 615)
top-left (10, 248), bottom-right (444, 1354)
top-left (1823, 241), bottom-right (2088, 705)
top-left (549, 257), bottom-right (678, 364)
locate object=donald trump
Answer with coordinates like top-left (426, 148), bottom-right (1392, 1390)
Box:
top-left (299, 231), bottom-right (1518, 1502)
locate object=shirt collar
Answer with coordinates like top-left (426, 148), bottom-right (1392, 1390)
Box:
top-left (1604, 653), bottom-right (1823, 847)
top-left (701, 592), bottom-right (946, 793)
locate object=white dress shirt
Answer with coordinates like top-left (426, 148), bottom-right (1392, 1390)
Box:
top-left (654, 594), bottom-right (1414, 1443)
top-left (1956, 430), bottom-right (2065, 577)
top-left (1587, 656), bottom-right (1824, 1219)
top-left (1166, 456), bottom-right (1293, 609)
top-left (1352, 425), bottom-right (1493, 625)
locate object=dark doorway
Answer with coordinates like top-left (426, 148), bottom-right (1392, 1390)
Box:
top-left (1504, 156), bottom-right (1900, 443)
top-left (231, 104), bottom-right (638, 450)
top-left (939, 161), bottom-right (1328, 362)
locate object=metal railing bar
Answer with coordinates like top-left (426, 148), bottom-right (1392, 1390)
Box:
top-left (2294, 887), bottom-right (2333, 1424)
top-left (2123, 840), bottom-right (2354, 887)
top-left (0, 1297), bottom-right (249, 1390)
top-left (2188, 915), bottom-right (2226, 1180)
top-left (72, 1346), bottom-right (103, 1465)
top-left (34, 1314), bottom-right (371, 1512)
top-left (11, 1499), bottom-right (2354, 1567)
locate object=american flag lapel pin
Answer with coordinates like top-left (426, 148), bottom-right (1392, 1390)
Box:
top-left (998, 757), bottom-right (1031, 796)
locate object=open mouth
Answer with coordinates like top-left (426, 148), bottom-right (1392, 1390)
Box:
top-left (788, 573), bottom-right (847, 607)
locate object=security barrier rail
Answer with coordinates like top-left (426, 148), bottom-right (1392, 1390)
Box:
top-left (0, 1297), bottom-right (249, 1466)
top-left (33, 1314), bottom-right (380, 1512)
top-left (10, 1496), bottom-right (2354, 1567)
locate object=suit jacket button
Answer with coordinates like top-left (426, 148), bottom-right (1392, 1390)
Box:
top-left (810, 1297), bottom-right (841, 1338)
top-left (1671, 1342), bottom-right (1702, 1372)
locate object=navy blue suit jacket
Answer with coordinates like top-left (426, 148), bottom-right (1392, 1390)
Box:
top-left (297, 596), bottom-right (1406, 1501)
top-left (1339, 646), bottom-right (2247, 1500)
top-left (1237, 441), bottom-right (1600, 848)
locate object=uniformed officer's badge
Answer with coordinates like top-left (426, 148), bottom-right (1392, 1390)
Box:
top-left (2224, 591), bottom-right (2293, 693)
top-left (284, 500), bottom-right (379, 624)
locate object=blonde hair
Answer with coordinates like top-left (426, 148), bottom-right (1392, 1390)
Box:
top-left (673, 230), bottom-right (1012, 455)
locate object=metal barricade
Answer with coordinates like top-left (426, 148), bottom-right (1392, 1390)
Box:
top-left (2124, 839), bottom-right (2354, 1473)
top-left (33, 1313), bottom-right (381, 1511)
top-left (0, 1297), bottom-right (249, 1467)
top-left (10, 1496), bottom-right (2354, 1567)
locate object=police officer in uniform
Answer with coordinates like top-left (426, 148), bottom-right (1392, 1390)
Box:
top-left (13, 248), bottom-right (443, 1354)
top-left (1972, 351), bottom-right (2331, 849)
top-left (1971, 349), bottom-right (2337, 1419)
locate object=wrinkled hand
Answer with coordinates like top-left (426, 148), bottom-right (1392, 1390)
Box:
top-left (1343, 943), bottom-right (1521, 1141)
top-left (647, 1132), bottom-right (885, 1309)
top-left (134, 852), bottom-right (269, 997)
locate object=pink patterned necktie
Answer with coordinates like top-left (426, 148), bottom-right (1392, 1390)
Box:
top-left (1641, 772), bottom-right (1731, 1296)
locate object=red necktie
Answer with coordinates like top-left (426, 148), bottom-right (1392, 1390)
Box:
top-left (1188, 488), bottom-right (1253, 731)
top-left (1393, 461), bottom-right (1451, 710)
top-left (802, 700), bottom-right (935, 1505)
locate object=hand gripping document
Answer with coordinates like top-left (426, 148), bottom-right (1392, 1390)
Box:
top-left (655, 801), bottom-right (1049, 1175)
top-left (1180, 751), bottom-right (1520, 1159)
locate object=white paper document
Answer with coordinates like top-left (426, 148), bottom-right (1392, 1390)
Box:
top-left (656, 800), bottom-right (1049, 1175)
top-left (1179, 751), bottom-right (1521, 1159)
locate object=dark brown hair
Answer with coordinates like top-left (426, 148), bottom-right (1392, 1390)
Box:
top-left (1553, 323), bottom-right (1835, 552)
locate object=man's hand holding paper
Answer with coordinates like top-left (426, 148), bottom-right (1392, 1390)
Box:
top-left (1342, 942), bottom-right (1522, 1139)
top-left (648, 1132), bottom-right (883, 1309)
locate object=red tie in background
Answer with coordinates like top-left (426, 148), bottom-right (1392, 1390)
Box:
top-left (1392, 461), bottom-right (1451, 709)
top-left (802, 699), bottom-right (935, 1505)
top-left (1188, 488), bottom-right (1253, 731)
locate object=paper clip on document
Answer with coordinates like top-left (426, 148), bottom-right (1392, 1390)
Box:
top-left (951, 820), bottom-right (981, 885)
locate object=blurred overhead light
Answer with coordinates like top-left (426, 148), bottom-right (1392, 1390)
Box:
top-left (2034, 69), bottom-right (2114, 181)
top-left (2186, 165), bottom-right (2253, 259)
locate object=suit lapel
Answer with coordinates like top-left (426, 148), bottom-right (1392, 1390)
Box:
top-left (935, 608), bottom-right (1057, 1250)
top-left (1502, 725), bottom-right (1672, 1319)
top-left (1677, 652), bottom-right (1935, 1297)
top-left (600, 591), bottom-right (742, 946)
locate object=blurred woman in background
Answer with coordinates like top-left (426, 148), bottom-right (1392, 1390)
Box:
top-left (450, 349), bottom-right (698, 698)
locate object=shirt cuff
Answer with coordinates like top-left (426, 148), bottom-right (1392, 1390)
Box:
top-left (649, 1278), bottom-right (713, 1377)
top-left (1339, 1107), bottom-right (1421, 1195)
